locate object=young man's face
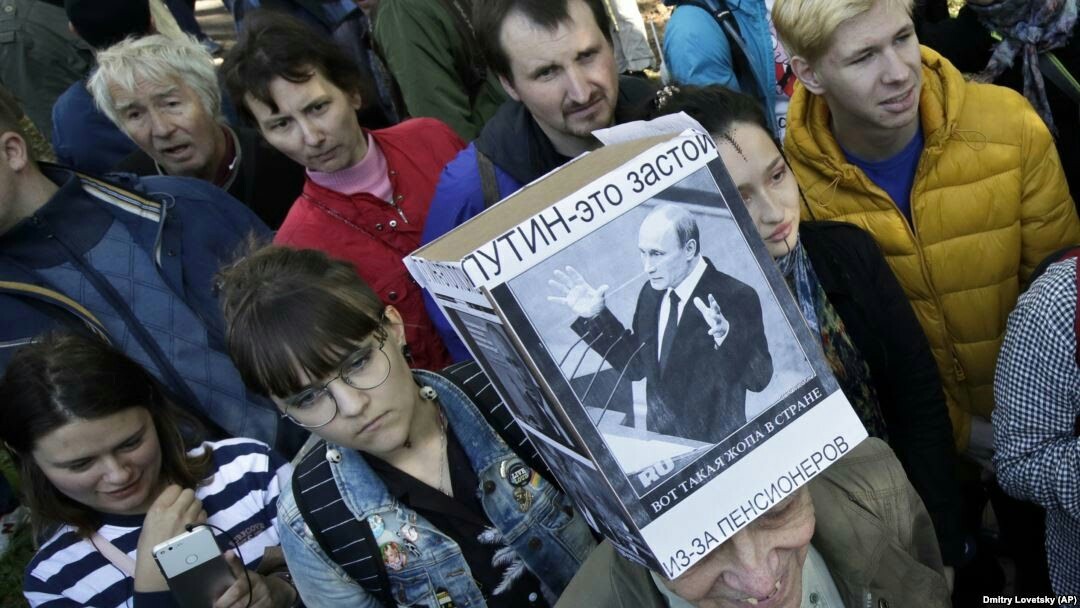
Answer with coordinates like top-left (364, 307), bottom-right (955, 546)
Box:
top-left (246, 69), bottom-right (366, 174)
top-left (661, 489), bottom-right (816, 608)
top-left (497, 0), bottom-right (619, 156)
top-left (110, 77), bottom-right (225, 182)
top-left (796, 0), bottom-right (922, 137)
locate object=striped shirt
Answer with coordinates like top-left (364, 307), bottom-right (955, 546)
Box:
top-left (24, 439), bottom-right (291, 608)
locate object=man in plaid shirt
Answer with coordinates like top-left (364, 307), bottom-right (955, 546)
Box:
top-left (995, 255), bottom-right (1080, 594)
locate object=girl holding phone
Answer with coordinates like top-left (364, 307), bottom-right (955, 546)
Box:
top-left (216, 245), bottom-right (595, 608)
top-left (2, 332), bottom-right (298, 607)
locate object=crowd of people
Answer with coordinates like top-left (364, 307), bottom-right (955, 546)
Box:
top-left (1, 0), bottom-right (1078, 605)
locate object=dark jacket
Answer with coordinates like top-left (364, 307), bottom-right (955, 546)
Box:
top-left (421, 75), bottom-right (657, 360)
top-left (50, 79), bottom-right (137, 175)
top-left (555, 438), bottom-right (950, 608)
top-left (0, 0), bottom-right (93, 138)
top-left (115, 125), bottom-right (305, 229)
top-left (572, 258), bottom-right (773, 443)
top-left (0, 166), bottom-right (303, 455)
top-left (801, 220), bottom-right (963, 564)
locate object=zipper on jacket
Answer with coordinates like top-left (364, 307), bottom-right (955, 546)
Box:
top-left (153, 193), bottom-right (171, 267)
top-left (388, 195), bottom-right (409, 224)
top-left (909, 238), bottom-right (967, 383)
top-left (831, 156), bottom-right (968, 385)
top-left (902, 163), bottom-right (967, 384)
top-left (0, 337), bottom-right (35, 350)
top-left (952, 356), bottom-right (966, 382)
top-left (148, 194), bottom-right (217, 335)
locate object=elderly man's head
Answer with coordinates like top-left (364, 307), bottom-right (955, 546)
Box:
top-left (474, 0), bottom-right (619, 157)
top-left (638, 204), bottom-right (701, 291)
top-left (661, 488), bottom-right (816, 608)
top-left (89, 34), bottom-right (226, 182)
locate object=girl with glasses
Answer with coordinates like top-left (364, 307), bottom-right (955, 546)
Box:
top-left (217, 245), bottom-right (595, 608)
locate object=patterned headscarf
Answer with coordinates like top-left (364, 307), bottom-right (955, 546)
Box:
top-left (776, 239), bottom-right (887, 439)
top-left (968, 0), bottom-right (1078, 134)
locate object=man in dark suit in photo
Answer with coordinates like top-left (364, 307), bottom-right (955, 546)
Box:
top-left (549, 204), bottom-right (773, 443)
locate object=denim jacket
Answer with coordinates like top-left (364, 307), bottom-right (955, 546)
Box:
top-left (662, 0), bottom-right (780, 133)
top-left (277, 370), bottom-right (597, 607)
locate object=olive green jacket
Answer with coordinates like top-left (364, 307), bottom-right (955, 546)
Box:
top-left (0, 0), bottom-right (92, 138)
top-left (555, 439), bottom-right (950, 608)
top-left (372, 0), bottom-right (507, 141)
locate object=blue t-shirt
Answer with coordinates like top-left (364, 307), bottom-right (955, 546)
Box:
top-left (843, 125), bottom-right (925, 223)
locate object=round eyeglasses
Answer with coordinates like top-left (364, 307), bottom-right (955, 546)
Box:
top-left (280, 336), bottom-right (392, 428)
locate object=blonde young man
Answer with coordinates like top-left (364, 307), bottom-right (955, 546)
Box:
top-left (772, 0), bottom-right (1080, 588)
top-left (774, 0), bottom-right (1079, 466)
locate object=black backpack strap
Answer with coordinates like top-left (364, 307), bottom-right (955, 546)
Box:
top-left (1031, 245), bottom-right (1080, 285)
top-left (675, 0), bottom-right (741, 36)
top-left (1039, 50), bottom-right (1080, 106)
top-left (290, 441), bottom-right (396, 607)
top-left (290, 363), bottom-right (559, 605)
top-left (475, 148), bottom-right (501, 209)
top-left (436, 360), bottom-right (557, 487)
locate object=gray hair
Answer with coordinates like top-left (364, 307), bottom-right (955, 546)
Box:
top-left (648, 204), bottom-right (701, 257)
top-left (88, 34), bottom-right (222, 128)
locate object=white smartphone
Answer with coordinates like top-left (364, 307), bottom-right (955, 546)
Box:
top-left (152, 525), bottom-right (236, 608)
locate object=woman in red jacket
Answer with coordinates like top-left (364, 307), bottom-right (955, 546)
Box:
top-left (222, 12), bottom-right (465, 370)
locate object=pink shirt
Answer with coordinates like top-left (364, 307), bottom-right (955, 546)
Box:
top-left (306, 133), bottom-right (394, 201)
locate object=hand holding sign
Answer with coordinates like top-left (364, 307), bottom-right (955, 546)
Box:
top-left (548, 266), bottom-right (607, 318)
top-left (693, 294), bottom-right (730, 349)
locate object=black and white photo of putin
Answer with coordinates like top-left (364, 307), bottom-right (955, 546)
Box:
top-left (548, 204), bottom-right (773, 443)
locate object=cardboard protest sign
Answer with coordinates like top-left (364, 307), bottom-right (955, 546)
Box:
top-left (406, 130), bottom-right (867, 577)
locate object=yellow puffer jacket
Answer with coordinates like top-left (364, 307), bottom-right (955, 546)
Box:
top-left (785, 46), bottom-right (1080, 451)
